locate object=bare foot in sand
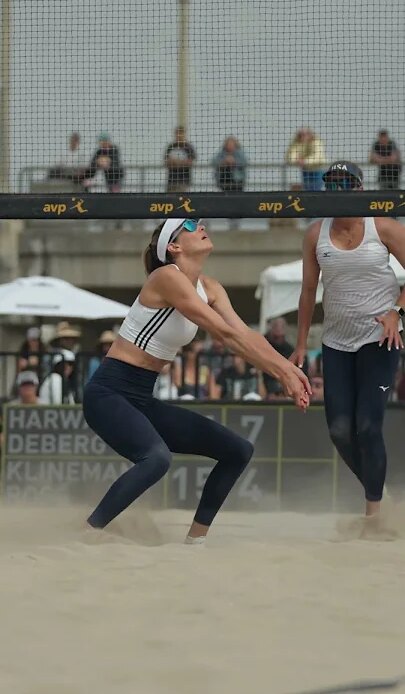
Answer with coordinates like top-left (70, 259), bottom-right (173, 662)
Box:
top-left (359, 514), bottom-right (398, 541)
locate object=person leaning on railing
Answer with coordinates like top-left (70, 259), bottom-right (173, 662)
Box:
top-left (81, 133), bottom-right (124, 193)
top-left (164, 126), bottom-right (196, 193)
top-left (286, 128), bottom-right (326, 191)
top-left (212, 136), bottom-right (247, 193)
top-left (369, 129), bottom-right (402, 190)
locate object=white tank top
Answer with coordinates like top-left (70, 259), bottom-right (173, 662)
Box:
top-left (316, 217), bottom-right (402, 352)
top-left (118, 266), bottom-right (208, 361)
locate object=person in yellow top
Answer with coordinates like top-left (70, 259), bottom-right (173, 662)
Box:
top-left (286, 128), bottom-right (327, 191)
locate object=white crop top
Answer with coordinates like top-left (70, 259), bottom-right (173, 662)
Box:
top-left (118, 267), bottom-right (208, 361)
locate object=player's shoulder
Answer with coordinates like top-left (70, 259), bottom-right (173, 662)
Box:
top-left (374, 216), bottom-right (404, 240)
top-left (148, 264), bottom-right (180, 285)
top-left (304, 219), bottom-right (323, 245)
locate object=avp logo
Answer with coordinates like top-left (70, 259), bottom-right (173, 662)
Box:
top-left (369, 200), bottom-right (395, 213)
top-left (258, 196), bottom-right (305, 214)
top-left (149, 196), bottom-right (196, 214)
top-left (369, 194), bottom-right (405, 213)
top-left (43, 198), bottom-right (88, 216)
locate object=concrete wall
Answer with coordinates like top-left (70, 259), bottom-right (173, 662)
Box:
top-left (19, 219), bottom-right (304, 290)
top-left (0, 219), bottom-right (316, 349)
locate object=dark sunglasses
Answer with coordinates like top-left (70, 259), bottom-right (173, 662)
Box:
top-left (324, 178), bottom-right (362, 191)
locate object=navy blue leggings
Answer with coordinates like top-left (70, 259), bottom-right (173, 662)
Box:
top-left (322, 342), bottom-right (399, 502)
top-left (83, 358), bottom-right (253, 529)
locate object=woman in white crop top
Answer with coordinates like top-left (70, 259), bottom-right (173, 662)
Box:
top-left (291, 161), bottom-right (405, 534)
top-left (83, 218), bottom-right (311, 543)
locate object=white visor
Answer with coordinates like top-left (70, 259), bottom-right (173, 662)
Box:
top-left (156, 218), bottom-right (197, 263)
top-left (156, 219), bottom-right (186, 263)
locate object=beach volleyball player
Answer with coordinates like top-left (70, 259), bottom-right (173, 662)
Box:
top-left (291, 162), bottom-right (405, 528)
top-left (83, 219), bottom-right (311, 543)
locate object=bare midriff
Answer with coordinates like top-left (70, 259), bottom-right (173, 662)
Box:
top-left (106, 335), bottom-right (170, 373)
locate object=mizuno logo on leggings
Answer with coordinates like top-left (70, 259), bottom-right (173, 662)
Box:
top-left (134, 307), bottom-right (175, 349)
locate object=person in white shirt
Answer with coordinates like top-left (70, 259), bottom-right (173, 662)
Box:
top-left (39, 350), bottom-right (76, 404)
top-left (11, 371), bottom-right (44, 405)
top-left (291, 161), bottom-right (405, 535)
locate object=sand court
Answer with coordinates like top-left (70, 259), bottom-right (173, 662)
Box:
top-left (1, 505), bottom-right (405, 694)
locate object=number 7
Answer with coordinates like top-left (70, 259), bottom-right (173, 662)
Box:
top-left (240, 415), bottom-right (264, 445)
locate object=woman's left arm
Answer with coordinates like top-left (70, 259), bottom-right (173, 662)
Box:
top-left (375, 219), bottom-right (405, 349)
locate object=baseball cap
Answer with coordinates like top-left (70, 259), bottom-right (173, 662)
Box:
top-left (27, 327), bottom-right (41, 340)
top-left (16, 370), bottom-right (39, 387)
top-left (322, 161), bottom-right (363, 184)
top-left (52, 349), bottom-right (76, 366)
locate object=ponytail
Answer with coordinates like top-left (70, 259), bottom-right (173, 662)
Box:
top-left (143, 222), bottom-right (174, 275)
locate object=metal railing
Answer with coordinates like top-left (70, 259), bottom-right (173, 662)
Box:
top-left (1, 350), bottom-right (405, 404)
top-left (17, 162), bottom-right (393, 194)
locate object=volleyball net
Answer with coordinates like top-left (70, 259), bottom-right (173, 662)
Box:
top-left (1, 0), bottom-right (405, 218)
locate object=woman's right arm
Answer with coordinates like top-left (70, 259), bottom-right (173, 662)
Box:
top-left (152, 267), bottom-right (311, 409)
top-left (290, 224), bottom-right (321, 367)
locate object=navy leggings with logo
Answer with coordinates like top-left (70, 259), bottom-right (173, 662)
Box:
top-left (82, 357), bottom-right (253, 529)
top-left (322, 342), bottom-right (399, 502)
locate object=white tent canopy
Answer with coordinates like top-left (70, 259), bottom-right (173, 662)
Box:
top-left (256, 257), bottom-right (405, 332)
top-left (0, 276), bottom-right (130, 319)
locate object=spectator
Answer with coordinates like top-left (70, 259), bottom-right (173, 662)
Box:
top-left (18, 326), bottom-right (47, 375)
top-left (48, 132), bottom-right (85, 185)
top-left (263, 317), bottom-right (308, 396)
top-left (82, 133), bottom-right (124, 193)
top-left (286, 128), bottom-right (326, 191)
top-left (310, 374), bottom-right (324, 402)
top-left (266, 382), bottom-right (286, 400)
top-left (212, 136), bottom-right (247, 192)
top-left (50, 321), bottom-right (81, 354)
top-left (174, 338), bottom-right (211, 398)
top-left (369, 129), bottom-right (402, 190)
top-left (11, 371), bottom-right (44, 405)
top-left (164, 126), bottom-right (196, 193)
top-left (154, 364), bottom-right (178, 400)
top-left (202, 337), bottom-right (232, 378)
top-left (87, 330), bottom-right (116, 381)
top-left (39, 350), bottom-right (76, 404)
top-left (215, 355), bottom-right (263, 400)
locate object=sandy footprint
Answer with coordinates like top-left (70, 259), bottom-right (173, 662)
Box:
top-left (79, 508), bottom-right (166, 546)
top-left (334, 513), bottom-right (398, 542)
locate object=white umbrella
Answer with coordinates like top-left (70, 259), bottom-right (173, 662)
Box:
top-left (0, 276), bottom-right (130, 319)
